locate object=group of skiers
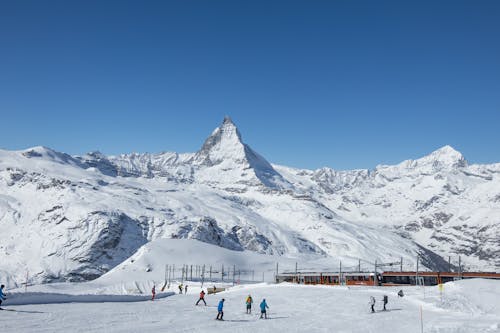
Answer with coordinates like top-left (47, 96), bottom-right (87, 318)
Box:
top-left (369, 294), bottom-right (391, 313)
top-left (178, 284), bottom-right (188, 295)
top-left (151, 283), bottom-right (190, 301)
top-left (244, 294), bottom-right (268, 318)
top-left (0, 281), bottom-right (407, 320)
top-left (215, 294), bottom-right (269, 320)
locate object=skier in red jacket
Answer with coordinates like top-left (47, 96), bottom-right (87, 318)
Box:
top-left (196, 290), bottom-right (207, 305)
top-left (151, 285), bottom-right (156, 301)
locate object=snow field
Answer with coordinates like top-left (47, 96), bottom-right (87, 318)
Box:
top-left (1, 280), bottom-right (499, 332)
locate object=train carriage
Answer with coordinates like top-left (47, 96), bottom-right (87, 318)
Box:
top-left (381, 271), bottom-right (500, 286)
top-left (276, 272), bottom-right (376, 286)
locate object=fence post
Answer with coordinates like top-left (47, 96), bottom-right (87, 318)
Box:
top-left (202, 265), bottom-right (205, 288)
top-left (416, 255), bottom-right (419, 286)
top-left (233, 265), bottom-right (236, 286)
top-left (340, 260), bottom-right (342, 285)
top-left (458, 256), bottom-right (462, 279)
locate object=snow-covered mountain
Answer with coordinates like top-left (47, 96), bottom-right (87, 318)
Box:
top-left (0, 117), bottom-right (498, 286)
top-left (275, 145), bottom-right (500, 271)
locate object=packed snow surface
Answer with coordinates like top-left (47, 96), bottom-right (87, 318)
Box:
top-left (1, 279), bottom-right (499, 332)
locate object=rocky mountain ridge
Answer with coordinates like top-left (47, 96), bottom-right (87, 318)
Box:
top-left (0, 117), bottom-right (498, 286)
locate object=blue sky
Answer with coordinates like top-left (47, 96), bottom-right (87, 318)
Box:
top-left (0, 1), bottom-right (499, 170)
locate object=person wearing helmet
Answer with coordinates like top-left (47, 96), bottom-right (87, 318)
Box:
top-left (245, 294), bottom-right (253, 314)
top-left (216, 298), bottom-right (225, 320)
top-left (196, 290), bottom-right (207, 306)
top-left (259, 298), bottom-right (269, 319)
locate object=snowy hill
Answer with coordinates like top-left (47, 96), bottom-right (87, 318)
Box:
top-left (275, 146), bottom-right (500, 271)
top-left (0, 117), bottom-right (498, 287)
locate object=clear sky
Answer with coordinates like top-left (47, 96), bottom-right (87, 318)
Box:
top-left (0, 1), bottom-right (499, 170)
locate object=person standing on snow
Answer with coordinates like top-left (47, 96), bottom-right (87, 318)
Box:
top-left (151, 285), bottom-right (156, 301)
top-left (245, 294), bottom-right (253, 314)
top-left (259, 298), bottom-right (269, 319)
top-left (216, 298), bottom-right (225, 320)
top-left (382, 295), bottom-right (388, 311)
top-left (369, 296), bottom-right (376, 313)
top-left (0, 285), bottom-right (6, 309)
top-left (196, 290), bottom-right (207, 306)
top-left (178, 284), bottom-right (183, 294)
top-left (184, 284), bottom-right (188, 295)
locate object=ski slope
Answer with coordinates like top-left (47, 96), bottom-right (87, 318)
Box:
top-left (1, 280), bottom-right (499, 332)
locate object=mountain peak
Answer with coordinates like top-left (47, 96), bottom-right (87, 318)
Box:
top-left (387, 145), bottom-right (468, 171)
top-left (194, 117), bottom-right (244, 166)
top-left (223, 115), bottom-right (234, 125)
top-left (192, 117), bottom-right (290, 188)
top-left (424, 145), bottom-right (467, 168)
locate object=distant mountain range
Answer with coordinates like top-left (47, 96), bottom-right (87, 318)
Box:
top-left (1, 116), bottom-right (498, 285)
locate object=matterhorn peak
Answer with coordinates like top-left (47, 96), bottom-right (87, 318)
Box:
top-left (193, 117), bottom-right (245, 166)
top-left (192, 117), bottom-right (290, 189)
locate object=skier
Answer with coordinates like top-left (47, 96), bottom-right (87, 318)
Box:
top-left (397, 289), bottom-right (404, 298)
top-left (178, 284), bottom-right (183, 294)
top-left (0, 285), bottom-right (6, 309)
top-left (245, 294), bottom-right (253, 314)
top-left (184, 284), bottom-right (188, 295)
top-left (196, 290), bottom-right (207, 306)
top-left (213, 285), bottom-right (217, 294)
top-left (369, 296), bottom-right (376, 313)
top-left (259, 298), bottom-right (269, 319)
top-left (382, 295), bottom-right (388, 311)
top-left (216, 298), bottom-right (225, 320)
top-left (151, 285), bottom-right (156, 301)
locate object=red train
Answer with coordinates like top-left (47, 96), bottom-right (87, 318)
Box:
top-left (381, 271), bottom-right (500, 286)
top-left (276, 271), bottom-right (500, 286)
top-left (276, 272), bottom-right (378, 286)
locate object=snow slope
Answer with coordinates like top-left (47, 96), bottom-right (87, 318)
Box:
top-left (1, 279), bottom-right (499, 332)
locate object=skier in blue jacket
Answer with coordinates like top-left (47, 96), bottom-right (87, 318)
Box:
top-left (216, 298), bottom-right (225, 320)
top-left (0, 284), bottom-right (7, 309)
top-left (259, 298), bottom-right (269, 319)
